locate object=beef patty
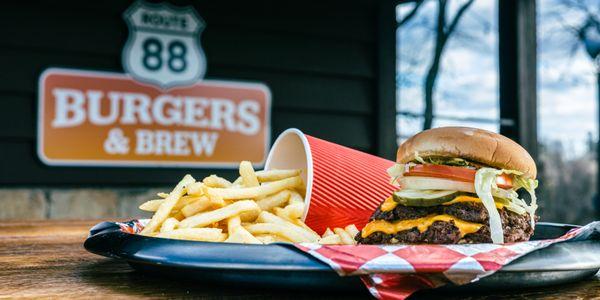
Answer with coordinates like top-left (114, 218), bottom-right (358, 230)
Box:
top-left (369, 201), bottom-right (489, 223)
top-left (356, 202), bottom-right (535, 244)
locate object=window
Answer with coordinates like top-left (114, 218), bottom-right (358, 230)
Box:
top-left (537, 0), bottom-right (598, 224)
top-left (396, 0), bottom-right (500, 145)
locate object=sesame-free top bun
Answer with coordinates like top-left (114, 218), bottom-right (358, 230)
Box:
top-left (397, 127), bottom-right (537, 179)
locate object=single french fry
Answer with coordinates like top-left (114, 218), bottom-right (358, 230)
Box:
top-left (257, 211), bottom-right (319, 241)
top-left (178, 200), bottom-right (260, 229)
top-left (224, 230), bottom-right (261, 244)
top-left (186, 182), bottom-right (205, 196)
top-left (344, 224), bottom-right (360, 239)
top-left (322, 228), bottom-right (335, 238)
top-left (206, 176), bottom-right (302, 200)
top-left (334, 228), bottom-right (356, 245)
top-left (318, 234), bottom-right (342, 245)
top-left (171, 211), bottom-right (186, 221)
top-left (181, 196), bottom-right (212, 217)
top-left (224, 216), bottom-right (261, 244)
top-left (278, 202), bottom-right (304, 220)
top-left (254, 235), bottom-right (275, 244)
top-left (142, 175), bottom-right (195, 234)
top-left (140, 195), bottom-right (201, 212)
top-left (156, 228), bottom-right (226, 242)
top-left (289, 218), bottom-right (320, 237)
top-left (239, 207), bottom-right (260, 222)
top-left (157, 192), bottom-right (169, 198)
top-left (270, 208), bottom-right (319, 238)
top-left (203, 175), bottom-right (232, 188)
top-left (256, 190), bottom-right (291, 211)
top-left (139, 199), bottom-right (164, 212)
top-left (255, 169), bottom-right (302, 182)
top-left (254, 234), bottom-right (292, 244)
top-left (160, 217), bottom-right (179, 233)
top-left (239, 161), bottom-right (260, 187)
top-left (227, 216), bottom-right (242, 233)
top-left (208, 195), bottom-right (226, 208)
top-left (244, 223), bottom-right (311, 243)
top-left (288, 191), bottom-right (304, 204)
top-left (232, 176), bottom-right (243, 187)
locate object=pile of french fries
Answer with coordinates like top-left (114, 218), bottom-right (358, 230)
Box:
top-left (138, 161), bottom-right (358, 245)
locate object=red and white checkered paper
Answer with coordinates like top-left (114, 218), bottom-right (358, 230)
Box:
top-left (295, 221), bottom-right (600, 300)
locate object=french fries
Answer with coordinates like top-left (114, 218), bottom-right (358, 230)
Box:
top-left (141, 175), bottom-right (195, 234)
top-left (137, 163), bottom-right (358, 245)
top-left (239, 161), bottom-right (260, 187)
top-left (255, 169), bottom-right (301, 182)
top-left (160, 217), bottom-right (179, 233)
top-left (178, 200), bottom-right (260, 228)
top-left (203, 175), bottom-right (232, 188)
top-left (206, 176), bottom-right (302, 200)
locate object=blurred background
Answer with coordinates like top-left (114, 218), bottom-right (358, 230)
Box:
top-left (0, 0), bottom-right (598, 225)
top-left (396, 0), bottom-right (599, 224)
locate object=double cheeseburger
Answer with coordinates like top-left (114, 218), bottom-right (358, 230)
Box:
top-left (356, 127), bottom-right (538, 244)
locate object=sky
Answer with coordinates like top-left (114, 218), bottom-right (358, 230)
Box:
top-left (395, 0), bottom-right (598, 158)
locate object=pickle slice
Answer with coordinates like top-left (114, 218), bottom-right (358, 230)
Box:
top-left (393, 190), bottom-right (459, 207)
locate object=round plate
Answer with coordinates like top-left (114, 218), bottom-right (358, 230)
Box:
top-left (84, 222), bottom-right (600, 291)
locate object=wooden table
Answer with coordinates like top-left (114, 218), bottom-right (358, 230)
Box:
top-left (1, 220), bottom-right (598, 299)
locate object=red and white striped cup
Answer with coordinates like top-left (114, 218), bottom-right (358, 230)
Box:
top-left (265, 128), bottom-right (398, 234)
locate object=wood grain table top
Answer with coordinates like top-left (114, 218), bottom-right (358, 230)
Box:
top-left (0, 220), bottom-right (598, 299)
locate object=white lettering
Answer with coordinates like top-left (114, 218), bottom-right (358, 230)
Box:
top-left (88, 90), bottom-right (119, 125)
top-left (154, 130), bottom-right (172, 155)
top-left (121, 93), bottom-right (152, 124)
top-left (133, 130), bottom-right (218, 157)
top-left (189, 131), bottom-right (219, 156)
top-left (135, 129), bottom-right (154, 155)
top-left (172, 131), bottom-right (191, 155)
top-left (47, 88), bottom-right (265, 137)
top-left (210, 99), bottom-right (236, 131)
top-left (183, 97), bottom-right (210, 128)
top-left (51, 88), bottom-right (86, 128)
top-left (237, 100), bottom-right (261, 135)
top-left (153, 95), bottom-right (183, 125)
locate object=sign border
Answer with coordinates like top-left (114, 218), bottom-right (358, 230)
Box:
top-left (121, 1), bottom-right (208, 89)
top-left (37, 67), bottom-right (271, 169)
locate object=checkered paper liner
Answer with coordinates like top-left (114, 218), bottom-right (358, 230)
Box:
top-left (295, 221), bottom-right (600, 300)
top-left (113, 220), bottom-right (599, 299)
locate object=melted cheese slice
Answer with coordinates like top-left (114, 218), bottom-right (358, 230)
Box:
top-left (380, 197), bottom-right (397, 211)
top-left (442, 195), bottom-right (505, 209)
top-left (380, 195), bottom-right (504, 212)
top-left (361, 214), bottom-right (483, 238)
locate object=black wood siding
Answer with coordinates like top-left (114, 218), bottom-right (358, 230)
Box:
top-left (0, 0), bottom-right (395, 186)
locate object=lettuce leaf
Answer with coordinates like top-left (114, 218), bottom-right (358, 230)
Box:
top-left (387, 163), bottom-right (405, 186)
top-left (474, 168), bottom-right (506, 243)
top-left (475, 168), bottom-right (538, 244)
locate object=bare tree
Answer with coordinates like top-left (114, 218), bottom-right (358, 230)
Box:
top-left (398, 0), bottom-right (425, 27)
top-left (423, 0), bottom-right (475, 130)
top-left (537, 0), bottom-right (600, 222)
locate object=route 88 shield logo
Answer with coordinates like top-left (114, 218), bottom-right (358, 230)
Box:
top-left (122, 1), bottom-right (206, 89)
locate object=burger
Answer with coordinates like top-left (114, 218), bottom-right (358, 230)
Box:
top-left (356, 127), bottom-right (538, 244)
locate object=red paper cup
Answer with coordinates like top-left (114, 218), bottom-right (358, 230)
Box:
top-left (265, 128), bottom-right (397, 234)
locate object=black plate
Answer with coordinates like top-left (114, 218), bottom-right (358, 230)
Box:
top-left (84, 222), bottom-right (600, 291)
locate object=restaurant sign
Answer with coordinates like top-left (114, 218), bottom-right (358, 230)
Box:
top-left (37, 1), bottom-right (271, 168)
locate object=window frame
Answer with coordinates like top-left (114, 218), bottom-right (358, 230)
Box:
top-left (390, 0), bottom-right (538, 159)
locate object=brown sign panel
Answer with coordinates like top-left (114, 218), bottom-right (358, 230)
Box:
top-left (38, 68), bottom-right (271, 168)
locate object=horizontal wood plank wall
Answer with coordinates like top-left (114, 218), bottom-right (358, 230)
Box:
top-left (0, 0), bottom-right (380, 185)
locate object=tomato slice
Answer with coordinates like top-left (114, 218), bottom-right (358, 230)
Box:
top-left (404, 164), bottom-right (513, 189)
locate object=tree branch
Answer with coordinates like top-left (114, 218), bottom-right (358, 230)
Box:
top-left (445, 0), bottom-right (476, 38)
top-left (398, 0), bottom-right (425, 27)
